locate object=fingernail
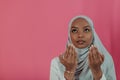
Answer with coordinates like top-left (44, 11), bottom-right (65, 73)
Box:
top-left (91, 45), bottom-right (94, 47)
top-left (68, 44), bottom-right (71, 46)
top-left (71, 44), bottom-right (75, 48)
top-left (89, 46), bottom-right (91, 50)
top-left (90, 45), bottom-right (93, 50)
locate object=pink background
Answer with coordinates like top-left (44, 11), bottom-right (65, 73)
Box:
top-left (0, 0), bottom-right (120, 80)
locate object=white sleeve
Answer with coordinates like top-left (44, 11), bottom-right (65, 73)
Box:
top-left (100, 74), bottom-right (106, 80)
top-left (101, 55), bottom-right (116, 80)
top-left (50, 58), bottom-right (66, 80)
top-left (50, 58), bottom-right (59, 80)
top-left (105, 56), bottom-right (116, 80)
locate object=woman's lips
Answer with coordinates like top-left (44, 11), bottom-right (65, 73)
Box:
top-left (76, 40), bottom-right (85, 44)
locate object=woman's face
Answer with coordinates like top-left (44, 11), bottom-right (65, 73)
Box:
top-left (70, 18), bottom-right (93, 48)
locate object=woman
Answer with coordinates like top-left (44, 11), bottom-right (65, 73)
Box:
top-left (50, 15), bottom-right (116, 80)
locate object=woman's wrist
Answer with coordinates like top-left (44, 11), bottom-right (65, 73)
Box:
top-left (64, 70), bottom-right (75, 80)
top-left (93, 69), bottom-right (102, 80)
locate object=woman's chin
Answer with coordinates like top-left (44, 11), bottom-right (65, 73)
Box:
top-left (75, 45), bottom-right (87, 49)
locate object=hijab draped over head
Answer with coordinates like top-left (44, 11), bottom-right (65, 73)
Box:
top-left (67, 15), bottom-right (109, 79)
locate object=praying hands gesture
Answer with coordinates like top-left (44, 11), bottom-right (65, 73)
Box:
top-left (59, 44), bottom-right (104, 80)
top-left (88, 45), bottom-right (104, 80)
top-left (59, 44), bottom-right (78, 80)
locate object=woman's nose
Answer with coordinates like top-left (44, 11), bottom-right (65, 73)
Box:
top-left (78, 32), bottom-right (84, 38)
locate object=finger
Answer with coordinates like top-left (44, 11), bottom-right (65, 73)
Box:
top-left (59, 54), bottom-right (64, 63)
top-left (90, 45), bottom-right (93, 53)
top-left (67, 43), bottom-right (70, 48)
top-left (68, 45), bottom-right (73, 62)
top-left (90, 45), bottom-right (96, 60)
top-left (73, 46), bottom-right (77, 63)
top-left (94, 45), bottom-right (100, 57)
top-left (100, 54), bottom-right (104, 62)
top-left (88, 49), bottom-right (93, 65)
top-left (73, 48), bottom-right (78, 67)
top-left (94, 46), bottom-right (104, 64)
top-left (102, 54), bottom-right (104, 62)
top-left (74, 48), bottom-right (77, 60)
top-left (88, 51), bottom-right (91, 64)
top-left (70, 45), bottom-right (74, 60)
top-left (68, 45), bottom-right (72, 59)
top-left (72, 45), bottom-right (77, 63)
top-left (59, 54), bottom-right (62, 60)
top-left (92, 45), bottom-right (98, 59)
top-left (90, 45), bottom-right (97, 64)
top-left (71, 45), bottom-right (74, 61)
top-left (88, 46), bottom-right (92, 61)
top-left (98, 54), bottom-right (103, 64)
top-left (64, 47), bottom-right (68, 59)
top-left (71, 45), bottom-right (74, 56)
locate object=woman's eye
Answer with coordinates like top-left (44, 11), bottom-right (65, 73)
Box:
top-left (71, 29), bottom-right (78, 33)
top-left (84, 28), bottom-right (90, 32)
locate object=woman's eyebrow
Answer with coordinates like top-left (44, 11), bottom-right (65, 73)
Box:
top-left (71, 26), bottom-right (78, 28)
top-left (83, 25), bottom-right (91, 28)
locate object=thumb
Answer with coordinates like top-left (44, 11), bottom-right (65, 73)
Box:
top-left (101, 54), bottom-right (104, 62)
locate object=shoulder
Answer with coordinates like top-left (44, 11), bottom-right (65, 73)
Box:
top-left (50, 56), bottom-right (62, 68)
top-left (104, 51), bottom-right (114, 65)
top-left (102, 51), bottom-right (115, 71)
top-left (51, 57), bottom-right (60, 64)
top-left (50, 56), bottom-right (66, 80)
top-left (50, 56), bottom-right (65, 70)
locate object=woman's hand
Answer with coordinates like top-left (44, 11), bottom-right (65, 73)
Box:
top-left (59, 44), bottom-right (78, 80)
top-left (88, 45), bottom-right (104, 80)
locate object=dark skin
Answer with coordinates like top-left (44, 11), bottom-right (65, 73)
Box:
top-left (59, 44), bottom-right (77, 80)
top-left (59, 18), bottom-right (104, 80)
top-left (88, 45), bottom-right (104, 80)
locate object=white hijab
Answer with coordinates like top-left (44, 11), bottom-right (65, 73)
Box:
top-left (67, 15), bottom-right (115, 79)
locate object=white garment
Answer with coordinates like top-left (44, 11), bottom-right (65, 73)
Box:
top-left (50, 56), bottom-right (115, 80)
